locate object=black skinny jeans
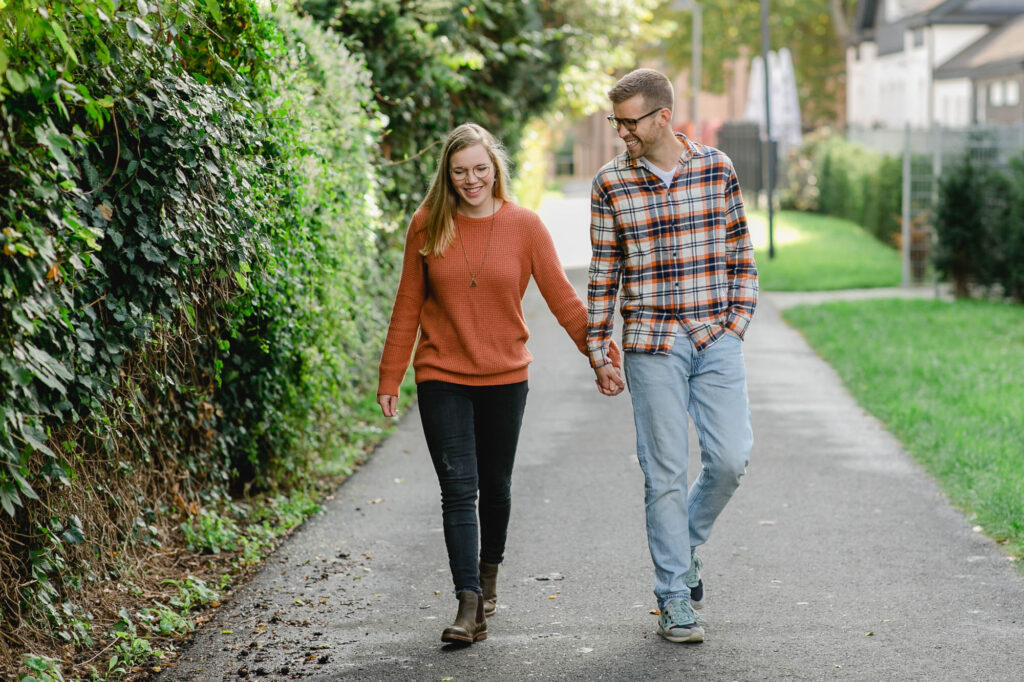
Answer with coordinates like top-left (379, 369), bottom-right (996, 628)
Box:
top-left (417, 380), bottom-right (529, 595)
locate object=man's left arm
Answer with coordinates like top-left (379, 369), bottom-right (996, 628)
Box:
top-left (722, 165), bottom-right (758, 338)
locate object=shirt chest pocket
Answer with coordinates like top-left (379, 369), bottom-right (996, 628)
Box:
top-left (615, 201), bottom-right (689, 262)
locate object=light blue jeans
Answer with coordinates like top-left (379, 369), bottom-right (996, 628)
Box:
top-left (624, 331), bottom-right (752, 608)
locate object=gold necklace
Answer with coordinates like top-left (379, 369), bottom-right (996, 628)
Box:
top-left (456, 198), bottom-right (495, 288)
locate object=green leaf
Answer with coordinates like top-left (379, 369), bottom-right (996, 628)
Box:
top-left (25, 343), bottom-right (74, 383)
top-left (61, 516), bottom-right (85, 544)
top-left (205, 0), bottom-right (223, 24)
top-left (0, 482), bottom-right (22, 516)
top-left (8, 466), bottom-right (39, 501)
top-left (6, 69), bottom-right (27, 93)
top-left (49, 22), bottom-right (79, 65)
top-left (22, 423), bottom-right (56, 458)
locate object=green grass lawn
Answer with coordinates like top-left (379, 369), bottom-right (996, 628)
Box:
top-left (784, 298), bottom-right (1024, 564)
top-left (748, 210), bottom-right (901, 291)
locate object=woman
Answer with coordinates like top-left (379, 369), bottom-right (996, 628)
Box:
top-left (377, 123), bottom-right (621, 645)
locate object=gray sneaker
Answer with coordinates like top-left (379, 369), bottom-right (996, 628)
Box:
top-left (685, 551), bottom-right (704, 610)
top-left (657, 598), bottom-right (705, 643)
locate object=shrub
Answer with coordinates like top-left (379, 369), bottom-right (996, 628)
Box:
top-left (781, 131), bottom-right (903, 247)
top-left (993, 155), bottom-right (1024, 301)
top-left (861, 154), bottom-right (903, 245)
top-left (932, 150), bottom-right (1010, 297)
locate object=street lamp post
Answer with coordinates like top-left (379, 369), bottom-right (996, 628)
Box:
top-left (760, 0), bottom-right (775, 259)
top-left (672, 1), bottom-right (702, 133)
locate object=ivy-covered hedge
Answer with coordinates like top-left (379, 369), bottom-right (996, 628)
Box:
top-left (0, 0), bottom-right (389, 669)
top-left (0, 0), bottom-right (656, 674)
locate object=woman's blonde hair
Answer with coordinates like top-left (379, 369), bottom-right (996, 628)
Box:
top-left (419, 123), bottom-right (513, 257)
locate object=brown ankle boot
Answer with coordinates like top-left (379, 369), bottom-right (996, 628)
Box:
top-left (441, 591), bottom-right (487, 644)
top-left (479, 562), bottom-right (499, 617)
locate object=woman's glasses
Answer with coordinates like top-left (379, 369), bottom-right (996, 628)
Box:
top-left (451, 164), bottom-right (494, 181)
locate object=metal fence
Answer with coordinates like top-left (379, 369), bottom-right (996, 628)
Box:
top-left (848, 123), bottom-right (1024, 284)
top-left (717, 121), bottom-right (780, 197)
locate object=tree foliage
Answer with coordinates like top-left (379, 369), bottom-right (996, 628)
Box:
top-left (299, 0), bottom-right (566, 225)
top-left (301, 0), bottom-right (658, 224)
top-left (650, 0), bottom-right (858, 126)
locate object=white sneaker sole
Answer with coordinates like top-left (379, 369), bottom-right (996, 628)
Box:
top-left (657, 623), bottom-right (705, 643)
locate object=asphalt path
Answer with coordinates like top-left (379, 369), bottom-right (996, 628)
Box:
top-left (159, 198), bottom-right (1024, 681)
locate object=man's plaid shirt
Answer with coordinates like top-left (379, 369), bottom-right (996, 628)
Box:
top-left (586, 134), bottom-right (758, 368)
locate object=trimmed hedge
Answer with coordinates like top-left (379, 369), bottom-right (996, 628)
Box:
top-left (781, 131), bottom-right (903, 246)
top-left (934, 149), bottom-right (1024, 301)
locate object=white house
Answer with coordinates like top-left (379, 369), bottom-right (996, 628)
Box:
top-left (847, 0), bottom-right (1024, 129)
top-left (935, 14), bottom-right (1024, 124)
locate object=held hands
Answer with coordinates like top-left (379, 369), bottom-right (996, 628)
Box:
top-left (595, 340), bottom-right (625, 397)
top-left (377, 394), bottom-right (398, 418)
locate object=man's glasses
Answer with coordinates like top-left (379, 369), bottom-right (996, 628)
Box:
top-left (606, 108), bottom-right (663, 132)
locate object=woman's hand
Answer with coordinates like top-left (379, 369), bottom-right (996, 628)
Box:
top-left (608, 339), bottom-right (623, 370)
top-left (377, 394), bottom-right (398, 418)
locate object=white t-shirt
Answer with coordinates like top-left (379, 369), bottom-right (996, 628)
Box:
top-left (641, 157), bottom-right (677, 189)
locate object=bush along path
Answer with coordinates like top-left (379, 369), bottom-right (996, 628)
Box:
top-left (0, 2), bottom-right (393, 677)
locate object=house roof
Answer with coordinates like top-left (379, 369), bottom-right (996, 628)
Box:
top-left (935, 14), bottom-right (1024, 79)
top-left (907, 0), bottom-right (1024, 28)
top-left (851, 0), bottom-right (1023, 44)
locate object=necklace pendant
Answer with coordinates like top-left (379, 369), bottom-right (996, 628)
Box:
top-left (470, 279), bottom-right (477, 288)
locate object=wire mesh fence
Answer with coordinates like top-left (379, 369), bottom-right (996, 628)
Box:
top-left (849, 123), bottom-right (1024, 284)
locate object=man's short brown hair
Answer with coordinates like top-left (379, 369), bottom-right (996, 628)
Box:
top-left (607, 68), bottom-right (674, 112)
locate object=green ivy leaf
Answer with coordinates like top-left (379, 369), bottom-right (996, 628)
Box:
top-left (21, 423), bottom-right (56, 458)
top-left (8, 466), bottom-right (40, 501)
top-left (6, 69), bottom-right (27, 93)
top-left (49, 22), bottom-right (80, 66)
top-left (204, 0), bottom-right (223, 24)
top-left (61, 515), bottom-right (85, 544)
top-left (0, 482), bottom-right (22, 517)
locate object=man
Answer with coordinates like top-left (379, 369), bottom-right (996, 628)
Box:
top-left (587, 68), bottom-right (757, 643)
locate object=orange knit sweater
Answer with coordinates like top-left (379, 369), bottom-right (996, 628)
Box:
top-left (377, 201), bottom-right (589, 396)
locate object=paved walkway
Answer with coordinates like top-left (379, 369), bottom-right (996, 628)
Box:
top-left (158, 197), bottom-right (1024, 681)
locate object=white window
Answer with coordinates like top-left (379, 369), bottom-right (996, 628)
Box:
top-left (1005, 80), bottom-right (1020, 107)
top-left (990, 81), bottom-right (1005, 106)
